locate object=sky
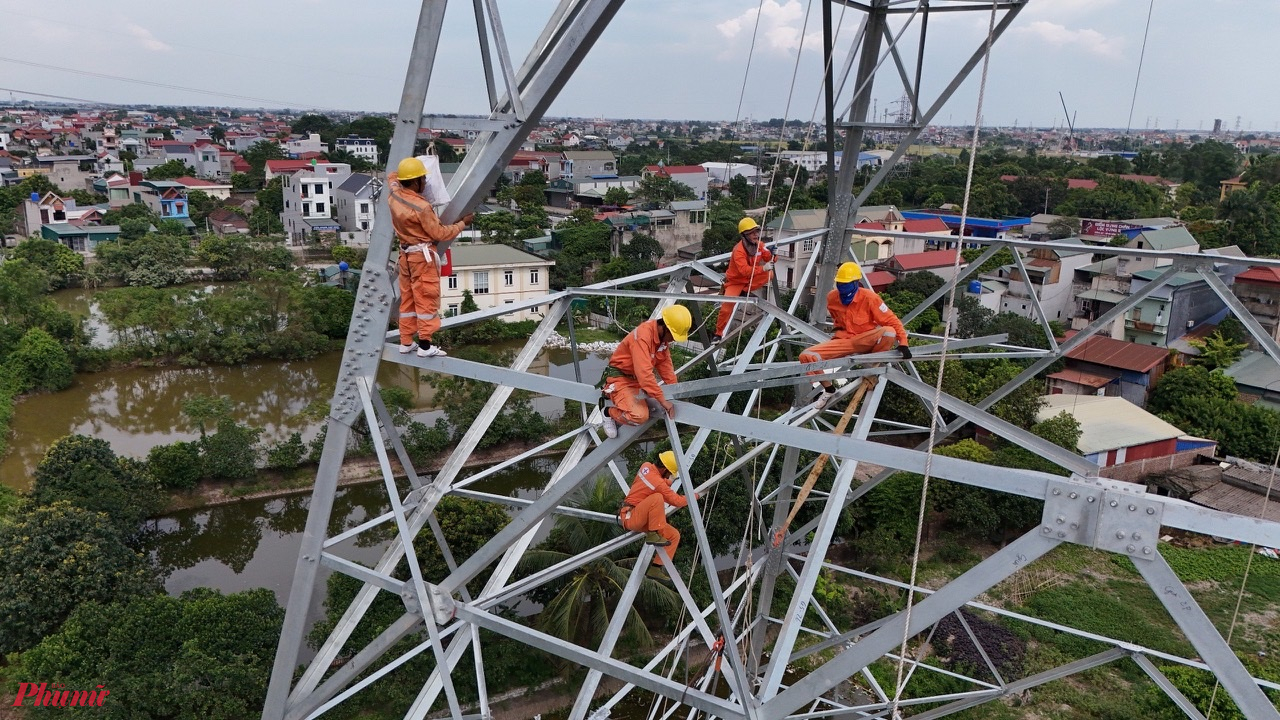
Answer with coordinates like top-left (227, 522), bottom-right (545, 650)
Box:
top-left (0, 0), bottom-right (1274, 131)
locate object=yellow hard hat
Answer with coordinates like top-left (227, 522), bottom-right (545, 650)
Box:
top-left (659, 450), bottom-right (679, 475)
top-left (397, 157), bottom-right (426, 181)
top-left (660, 305), bottom-right (691, 342)
top-left (738, 217), bottom-right (760, 234)
top-left (835, 262), bottom-right (863, 283)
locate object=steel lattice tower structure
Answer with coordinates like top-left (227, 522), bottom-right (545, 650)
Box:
top-left (264, 2), bottom-right (1280, 718)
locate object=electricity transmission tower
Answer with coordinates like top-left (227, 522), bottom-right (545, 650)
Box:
top-left (263, 2), bottom-right (1280, 719)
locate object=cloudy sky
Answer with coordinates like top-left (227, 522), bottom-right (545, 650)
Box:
top-left (0, 0), bottom-right (1270, 131)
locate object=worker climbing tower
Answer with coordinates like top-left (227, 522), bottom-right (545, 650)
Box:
top-left (264, 2), bottom-right (1280, 719)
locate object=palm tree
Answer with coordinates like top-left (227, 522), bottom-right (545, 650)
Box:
top-left (519, 478), bottom-right (680, 652)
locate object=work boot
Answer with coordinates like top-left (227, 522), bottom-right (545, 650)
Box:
top-left (644, 531), bottom-right (671, 546)
top-left (602, 416), bottom-right (619, 439)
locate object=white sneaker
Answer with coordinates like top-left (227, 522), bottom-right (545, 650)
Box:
top-left (398, 343), bottom-right (417, 354)
top-left (417, 345), bottom-right (447, 358)
top-left (602, 416), bottom-right (618, 439)
top-left (813, 390), bottom-right (833, 410)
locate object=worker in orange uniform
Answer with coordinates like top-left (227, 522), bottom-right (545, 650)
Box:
top-left (599, 305), bottom-right (692, 439)
top-left (389, 157), bottom-right (474, 358)
top-left (800, 262), bottom-right (911, 409)
top-left (619, 450), bottom-right (694, 576)
top-left (711, 217), bottom-right (774, 343)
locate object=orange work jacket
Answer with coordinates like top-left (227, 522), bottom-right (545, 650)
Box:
top-left (623, 462), bottom-right (688, 509)
top-left (724, 240), bottom-right (774, 291)
top-left (387, 172), bottom-right (466, 248)
top-left (826, 288), bottom-right (908, 346)
top-left (605, 319), bottom-right (678, 401)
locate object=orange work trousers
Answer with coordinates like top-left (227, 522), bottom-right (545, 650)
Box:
top-left (799, 326), bottom-right (898, 382)
top-left (620, 493), bottom-right (680, 566)
top-left (714, 284), bottom-right (764, 338)
top-left (398, 248), bottom-right (441, 346)
top-left (603, 375), bottom-right (651, 426)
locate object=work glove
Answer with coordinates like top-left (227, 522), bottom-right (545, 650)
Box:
top-left (899, 345), bottom-right (913, 360)
top-left (763, 262), bottom-right (775, 272)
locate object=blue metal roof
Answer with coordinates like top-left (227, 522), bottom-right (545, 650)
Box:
top-left (902, 210), bottom-right (1031, 230)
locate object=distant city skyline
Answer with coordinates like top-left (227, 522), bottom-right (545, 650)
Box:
top-left (2, 0), bottom-right (1277, 132)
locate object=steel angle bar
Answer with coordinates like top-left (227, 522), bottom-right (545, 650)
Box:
top-left (439, 421), bottom-right (653, 594)
top-left (1159, 496), bottom-right (1280, 549)
top-left (476, 535), bottom-right (635, 610)
top-left (289, 614), bottom-right (431, 720)
top-left (953, 609), bottom-right (1006, 688)
top-left (368, 383), bottom-right (423, 490)
top-left (885, 369), bottom-right (1098, 477)
top-left (1136, 551), bottom-right (1280, 719)
top-left (689, 259), bottom-right (725, 285)
top-left (438, 290), bottom-right (569, 328)
top-left (450, 425), bottom-right (586, 489)
top-left (897, 244), bottom-right (1005, 324)
top-left (571, 287), bottom-right (763, 305)
top-left (324, 509), bottom-right (396, 549)
top-left (386, 349), bottom-right (599, 403)
top-left (449, 488), bottom-right (617, 524)
top-left (908, 648), bottom-right (1127, 720)
top-left (420, 115), bottom-right (513, 133)
top-left (761, 380), bottom-right (887, 700)
top-left (762, 531), bottom-right (1060, 720)
top-left (320, 552), bottom-right (406, 596)
top-left (456, 605), bottom-right (746, 719)
top-left (667, 357), bottom-right (865, 398)
top-left (1010, 250), bottom-right (1059, 351)
top-left (479, 0), bottom-right (525, 120)
top-left (1132, 654), bottom-right (1208, 720)
top-left (469, 0), bottom-right (497, 106)
top-left (1198, 266), bottom-right (1280, 366)
top-left (756, 302), bottom-right (829, 343)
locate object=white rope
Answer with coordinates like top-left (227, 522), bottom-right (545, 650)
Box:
top-left (889, 3), bottom-right (998, 714)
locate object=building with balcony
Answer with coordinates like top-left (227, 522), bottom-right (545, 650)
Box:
top-left (442, 244), bottom-right (555, 322)
top-left (280, 163), bottom-right (352, 245)
top-left (559, 150), bottom-right (617, 178)
top-left (131, 179), bottom-right (194, 229)
top-left (770, 205), bottom-right (908, 289)
top-left (333, 135), bottom-right (379, 164)
top-left (988, 239), bottom-right (1094, 322)
top-left (334, 173), bottom-right (377, 246)
top-left (1231, 266), bottom-right (1280, 349)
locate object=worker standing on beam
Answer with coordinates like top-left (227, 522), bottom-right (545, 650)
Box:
top-left (800, 262), bottom-right (910, 409)
top-left (711, 217), bottom-right (774, 344)
top-left (389, 157), bottom-right (474, 358)
top-left (599, 305), bottom-right (691, 439)
top-left (618, 450), bottom-right (693, 576)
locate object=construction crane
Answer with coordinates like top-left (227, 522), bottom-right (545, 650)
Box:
top-left (1058, 91), bottom-right (1077, 155)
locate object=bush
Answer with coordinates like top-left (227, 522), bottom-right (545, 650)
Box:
top-left (33, 434), bottom-right (162, 533)
top-left (5, 326), bottom-right (74, 392)
top-left (199, 419), bottom-right (262, 481)
top-left (147, 441), bottom-right (202, 490)
top-left (265, 432), bottom-right (306, 471)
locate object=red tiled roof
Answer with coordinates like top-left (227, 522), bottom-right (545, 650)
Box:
top-left (856, 220), bottom-right (889, 230)
top-left (999, 174), bottom-right (1019, 182)
top-left (902, 217), bottom-right (949, 233)
top-left (1237, 266), bottom-right (1280, 285)
top-left (889, 249), bottom-right (962, 271)
top-left (1067, 178), bottom-right (1098, 190)
top-left (1061, 332), bottom-right (1167, 373)
top-left (644, 165), bottom-right (705, 175)
top-left (1048, 368), bottom-right (1116, 389)
top-left (865, 270), bottom-right (896, 290)
top-left (173, 176), bottom-right (225, 187)
top-left (265, 159), bottom-right (313, 173)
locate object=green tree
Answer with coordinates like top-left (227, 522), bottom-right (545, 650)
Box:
top-left (5, 326), bottom-right (74, 392)
top-left (95, 232), bottom-right (193, 287)
top-left (299, 284), bottom-right (355, 338)
top-left (208, 125), bottom-right (227, 144)
top-left (1191, 330), bottom-right (1247, 370)
top-left (185, 189), bottom-right (219, 227)
top-left (242, 140), bottom-right (287, 179)
top-left (255, 176), bottom-right (285, 214)
top-left (604, 186), bottom-right (630, 206)
top-left (0, 502), bottom-right (159, 653)
top-left (291, 113), bottom-right (335, 138)
top-left (11, 238), bottom-right (85, 288)
top-left (635, 175), bottom-right (696, 205)
top-left (147, 441), bottom-right (202, 489)
top-left (101, 201), bottom-right (159, 227)
top-left (265, 432), bottom-right (306, 470)
top-left (145, 159), bottom-right (195, 180)
top-left (230, 172), bottom-right (258, 191)
top-left (19, 588), bottom-right (284, 719)
top-left (32, 434), bottom-right (162, 532)
top-left (1148, 365), bottom-right (1238, 416)
top-left (200, 418), bottom-right (262, 481)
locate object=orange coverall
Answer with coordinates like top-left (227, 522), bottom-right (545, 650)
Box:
top-left (619, 462), bottom-right (688, 566)
top-left (388, 172), bottom-right (466, 346)
top-left (715, 240), bottom-right (774, 338)
top-left (800, 288), bottom-right (909, 379)
top-left (602, 319), bottom-right (678, 426)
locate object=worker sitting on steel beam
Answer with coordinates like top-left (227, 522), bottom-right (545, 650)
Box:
top-left (800, 262), bottom-right (911, 409)
top-left (618, 450), bottom-right (695, 576)
top-left (390, 157), bottom-right (474, 358)
top-left (598, 305), bottom-right (690, 439)
top-left (711, 217), bottom-right (774, 345)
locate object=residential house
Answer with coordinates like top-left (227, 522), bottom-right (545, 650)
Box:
top-left (174, 176), bottom-right (233, 201)
top-left (19, 192), bottom-right (103, 237)
top-left (206, 208), bottom-right (250, 236)
top-left (770, 206), bottom-right (907, 289)
top-left (883, 249), bottom-right (967, 282)
top-left (334, 173), bottom-right (377, 246)
top-left (441, 244), bottom-right (555, 322)
top-left (700, 161), bottom-right (760, 186)
top-left (265, 159), bottom-right (315, 181)
top-left (641, 165), bottom-right (709, 199)
top-left (1220, 175), bottom-right (1247, 202)
top-left (39, 223), bottom-right (120, 254)
top-left (1117, 226), bottom-right (1199, 277)
top-left (94, 152), bottom-right (125, 176)
top-left (0, 132), bottom-right (9, 151)
top-left (988, 239), bottom-right (1094, 323)
top-left (851, 215), bottom-right (945, 261)
top-left (1230, 266), bottom-right (1280, 349)
top-left (1052, 332), bottom-right (1168, 406)
top-left (279, 162), bottom-right (351, 245)
top-left (223, 132), bottom-right (265, 153)
top-left (285, 133), bottom-right (328, 157)
top-left (559, 150), bottom-right (617, 178)
top-left (1037, 394), bottom-right (1187, 468)
top-left (666, 200), bottom-right (708, 261)
top-left (900, 209), bottom-right (1030, 242)
top-left (90, 174), bottom-right (132, 209)
top-left (333, 135), bottom-right (379, 164)
top-left (149, 140), bottom-right (200, 171)
top-left (132, 179), bottom-right (193, 229)
top-left (1224, 351), bottom-right (1280, 410)
top-left (30, 155), bottom-right (96, 192)
top-left (543, 174), bottom-right (641, 209)
top-left (1125, 268), bottom-right (1226, 347)
top-left (194, 142), bottom-right (222, 178)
